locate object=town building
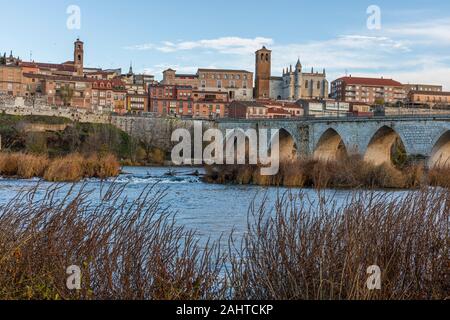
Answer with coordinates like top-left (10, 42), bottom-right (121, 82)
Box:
top-left (0, 64), bottom-right (25, 96)
top-left (149, 83), bottom-right (229, 119)
top-left (330, 76), bottom-right (406, 105)
top-left (192, 89), bottom-right (229, 119)
top-left (255, 46), bottom-right (329, 101)
top-left (228, 100), bottom-right (304, 119)
top-left (407, 91), bottom-right (450, 108)
top-left (228, 101), bottom-right (268, 119)
top-left (149, 84), bottom-right (193, 116)
top-left (161, 68), bottom-right (253, 101)
top-left (85, 68), bottom-right (122, 80)
top-left (197, 69), bottom-right (253, 101)
top-left (91, 79), bottom-right (127, 113)
top-left (404, 84), bottom-right (443, 94)
top-left (297, 99), bottom-right (350, 117)
top-left (22, 73), bottom-right (92, 109)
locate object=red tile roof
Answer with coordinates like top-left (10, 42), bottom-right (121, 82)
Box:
top-left (410, 90), bottom-right (450, 96)
top-left (267, 107), bottom-right (291, 115)
top-left (336, 76), bottom-right (403, 87)
top-left (20, 61), bottom-right (77, 73)
top-left (22, 72), bottom-right (91, 83)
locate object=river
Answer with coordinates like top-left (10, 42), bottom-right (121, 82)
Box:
top-left (0, 166), bottom-right (407, 245)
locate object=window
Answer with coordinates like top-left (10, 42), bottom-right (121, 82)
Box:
top-left (305, 80), bottom-right (308, 89)
top-left (217, 80), bottom-right (222, 88)
top-left (317, 81), bottom-right (321, 89)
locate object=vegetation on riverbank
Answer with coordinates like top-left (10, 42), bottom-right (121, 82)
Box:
top-left (204, 156), bottom-right (450, 189)
top-left (0, 184), bottom-right (447, 300)
top-left (0, 113), bottom-right (167, 166)
top-left (0, 152), bottom-right (120, 182)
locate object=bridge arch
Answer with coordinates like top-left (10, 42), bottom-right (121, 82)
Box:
top-left (429, 131), bottom-right (450, 168)
top-left (364, 126), bottom-right (407, 166)
top-left (224, 128), bottom-right (258, 164)
top-left (272, 128), bottom-right (298, 163)
top-left (313, 128), bottom-right (348, 162)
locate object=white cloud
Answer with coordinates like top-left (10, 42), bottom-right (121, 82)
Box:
top-left (126, 37), bottom-right (274, 55)
top-left (386, 18), bottom-right (450, 45)
top-left (123, 43), bottom-right (155, 51)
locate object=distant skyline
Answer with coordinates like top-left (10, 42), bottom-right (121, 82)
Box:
top-left (2, 0), bottom-right (450, 89)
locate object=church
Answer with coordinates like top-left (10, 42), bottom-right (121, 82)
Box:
top-left (255, 46), bottom-right (329, 101)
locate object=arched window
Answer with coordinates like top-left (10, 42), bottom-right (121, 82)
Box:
top-left (317, 81), bottom-right (321, 89)
top-left (261, 53), bottom-right (264, 61)
top-left (305, 80), bottom-right (309, 89)
top-left (265, 54), bottom-right (269, 61)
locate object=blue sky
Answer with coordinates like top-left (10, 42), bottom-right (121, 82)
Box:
top-left (2, 0), bottom-right (450, 88)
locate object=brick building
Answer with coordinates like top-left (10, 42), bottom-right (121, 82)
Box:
top-left (404, 84), bottom-right (443, 94)
top-left (0, 65), bottom-right (25, 96)
top-left (22, 73), bottom-right (92, 109)
top-left (149, 84), bottom-right (229, 119)
top-left (91, 79), bottom-right (127, 113)
top-left (408, 91), bottom-right (450, 108)
top-left (331, 76), bottom-right (406, 105)
top-left (161, 68), bottom-right (253, 101)
top-left (228, 100), bottom-right (304, 119)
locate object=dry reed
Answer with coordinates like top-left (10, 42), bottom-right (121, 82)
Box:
top-left (0, 152), bottom-right (120, 182)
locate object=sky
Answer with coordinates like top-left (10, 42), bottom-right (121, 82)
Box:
top-left (1, 0), bottom-right (450, 89)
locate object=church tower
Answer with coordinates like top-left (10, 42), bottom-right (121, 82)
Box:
top-left (255, 46), bottom-right (271, 99)
top-left (294, 59), bottom-right (303, 100)
top-left (74, 38), bottom-right (84, 76)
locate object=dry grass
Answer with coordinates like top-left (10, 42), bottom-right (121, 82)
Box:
top-left (0, 184), bottom-right (448, 300)
top-left (205, 156), bottom-right (443, 190)
top-left (0, 152), bottom-right (120, 182)
top-left (428, 167), bottom-right (450, 188)
top-left (228, 189), bottom-right (450, 300)
top-left (0, 184), bottom-right (225, 300)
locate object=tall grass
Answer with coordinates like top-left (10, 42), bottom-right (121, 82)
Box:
top-left (0, 184), bottom-right (448, 300)
top-left (0, 184), bottom-right (226, 300)
top-left (205, 156), bottom-right (443, 189)
top-left (0, 152), bottom-right (120, 182)
top-left (228, 189), bottom-right (449, 300)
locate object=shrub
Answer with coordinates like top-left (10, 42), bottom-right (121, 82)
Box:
top-left (44, 154), bottom-right (85, 182)
top-left (17, 154), bottom-right (50, 179)
top-left (0, 153), bottom-right (20, 176)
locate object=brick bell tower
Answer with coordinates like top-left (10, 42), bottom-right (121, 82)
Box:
top-left (255, 46), bottom-right (271, 99)
top-left (74, 38), bottom-right (84, 76)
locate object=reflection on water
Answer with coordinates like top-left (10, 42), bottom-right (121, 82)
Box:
top-left (0, 167), bottom-right (407, 244)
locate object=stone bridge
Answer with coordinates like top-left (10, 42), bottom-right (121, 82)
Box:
top-left (215, 115), bottom-right (450, 168)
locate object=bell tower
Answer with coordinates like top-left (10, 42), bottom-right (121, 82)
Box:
top-left (255, 46), bottom-right (271, 99)
top-left (74, 38), bottom-right (84, 76)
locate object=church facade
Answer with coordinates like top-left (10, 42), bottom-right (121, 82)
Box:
top-left (255, 47), bottom-right (329, 101)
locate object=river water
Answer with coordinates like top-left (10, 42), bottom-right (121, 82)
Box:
top-left (0, 166), bottom-right (406, 244)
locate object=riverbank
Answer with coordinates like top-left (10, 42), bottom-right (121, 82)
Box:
top-left (0, 152), bottom-right (120, 182)
top-left (204, 156), bottom-right (450, 189)
top-left (0, 113), bottom-right (168, 166)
